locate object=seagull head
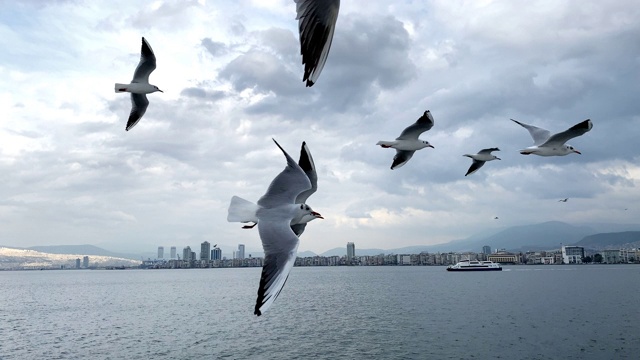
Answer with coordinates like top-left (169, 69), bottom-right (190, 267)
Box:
top-left (294, 204), bottom-right (324, 224)
top-left (422, 141), bottom-right (434, 149)
top-left (153, 85), bottom-right (163, 93)
top-left (565, 145), bottom-right (581, 154)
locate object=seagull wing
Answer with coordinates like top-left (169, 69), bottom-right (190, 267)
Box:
top-left (465, 160), bottom-right (486, 176)
top-left (258, 139), bottom-right (312, 209)
top-left (295, 0), bottom-right (340, 87)
top-left (126, 93), bottom-right (149, 131)
top-left (391, 150), bottom-right (415, 170)
top-left (132, 37), bottom-right (157, 84)
top-left (397, 110), bottom-right (435, 140)
top-left (477, 147), bottom-right (500, 155)
top-left (254, 220), bottom-right (300, 316)
top-left (542, 119), bottom-right (593, 146)
top-left (295, 142), bottom-right (317, 204)
top-left (511, 119), bottom-right (550, 146)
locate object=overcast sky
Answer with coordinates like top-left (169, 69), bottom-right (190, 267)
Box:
top-left (1, 0), bottom-right (639, 256)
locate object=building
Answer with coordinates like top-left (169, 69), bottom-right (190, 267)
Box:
top-left (157, 246), bottom-right (164, 259)
top-left (170, 246), bottom-right (177, 259)
top-left (347, 242), bottom-right (355, 259)
top-left (211, 247), bottom-right (222, 260)
top-left (75, 258), bottom-right (81, 269)
top-left (482, 245), bottom-right (491, 255)
top-left (487, 252), bottom-right (517, 264)
top-left (602, 249), bottom-right (621, 264)
top-left (201, 241), bottom-right (211, 261)
top-left (82, 256), bottom-right (89, 268)
top-left (561, 246), bottom-right (584, 264)
top-left (183, 246), bottom-right (192, 262)
top-left (237, 244), bottom-right (245, 259)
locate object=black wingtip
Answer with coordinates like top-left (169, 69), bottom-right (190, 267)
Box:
top-left (254, 308), bottom-right (262, 316)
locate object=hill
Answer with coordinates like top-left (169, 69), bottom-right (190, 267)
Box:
top-left (574, 231), bottom-right (640, 250)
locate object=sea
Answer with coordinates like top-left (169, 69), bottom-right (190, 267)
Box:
top-left (0, 265), bottom-right (638, 359)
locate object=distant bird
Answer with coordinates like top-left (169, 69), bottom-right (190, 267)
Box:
top-left (115, 37), bottom-right (163, 131)
top-left (511, 118), bottom-right (593, 156)
top-left (227, 139), bottom-right (323, 316)
top-left (213, 244), bottom-right (217, 247)
top-left (377, 110), bottom-right (435, 170)
top-left (463, 148), bottom-right (501, 176)
top-left (239, 141), bottom-right (321, 237)
top-left (558, 198), bottom-right (568, 202)
top-left (494, 216), bottom-right (499, 220)
top-left (294, 0), bottom-right (340, 87)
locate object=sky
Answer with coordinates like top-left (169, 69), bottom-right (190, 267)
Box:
top-left (1, 0), bottom-right (639, 256)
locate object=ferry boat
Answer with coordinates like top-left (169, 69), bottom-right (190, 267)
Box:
top-left (446, 259), bottom-right (502, 271)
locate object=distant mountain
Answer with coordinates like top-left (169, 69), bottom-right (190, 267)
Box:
top-left (574, 231), bottom-right (640, 249)
top-left (0, 247), bottom-right (140, 270)
top-left (27, 245), bottom-right (140, 260)
top-left (452, 221), bottom-right (596, 252)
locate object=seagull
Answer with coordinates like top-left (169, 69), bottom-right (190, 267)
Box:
top-left (227, 139), bottom-right (323, 316)
top-left (377, 110), bottom-right (435, 170)
top-left (494, 216), bottom-right (499, 220)
top-left (558, 198), bottom-right (568, 202)
top-left (463, 148), bottom-right (501, 176)
top-left (294, 0), bottom-right (340, 87)
top-left (238, 141), bottom-right (321, 237)
top-left (511, 119), bottom-right (593, 156)
top-left (114, 37), bottom-right (163, 131)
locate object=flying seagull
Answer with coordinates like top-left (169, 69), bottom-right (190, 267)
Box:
top-left (239, 141), bottom-right (321, 237)
top-left (558, 198), bottom-right (568, 202)
top-left (294, 0), bottom-right (340, 87)
top-left (463, 148), bottom-right (501, 176)
top-left (511, 118), bottom-right (593, 156)
top-left (227, 139), bottom-right (323, 316)
top-left (114, 37), bottom-right (163, 131)
top-left (377, 110), bottom-right (435, 170)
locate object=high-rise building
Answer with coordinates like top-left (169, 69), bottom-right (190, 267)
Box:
top-left (75, 258), bottom-right (81, 269)
top-left (347, 242), bottom-right (355, 259)
top-left (482, 245), bottom-right (491, 255)
top-left (183, 246), bottom-right (191, 262)
top-left (201, 241), bottom-right (211, 261)
top-left (237, 244), bottom-right (245, 259)
top-left (158, 246), bottom-right (164, 259)
top-left (82, 256), bottom-right (89, 268)
top-left (562, 246), bottom-right (585, 264)
top-left (170, 246), bottom-right (177, 259)
top-left (211, 247), bottom-right (222, 260)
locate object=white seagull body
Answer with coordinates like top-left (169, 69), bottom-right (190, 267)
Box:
top-left (511, 119), bottom-right (593, 156)
top-left (463, 148), bottom-right (501, 176)
top-left (235, 142), bottom-right (322, 237)
top-left (227, 139), bottom-right (323, 316)
top-left (377, 110), bottom-right (435, 170)
top-left (294, 0), bottom-right (340, 87)
top-left (114, 37), bottom-right (163, 131)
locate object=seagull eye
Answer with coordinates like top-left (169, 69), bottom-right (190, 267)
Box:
top-left (300, 204), bottom-right (303, 209)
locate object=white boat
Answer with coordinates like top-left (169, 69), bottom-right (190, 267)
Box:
top-left (446, 259), bottom-right (502, 271)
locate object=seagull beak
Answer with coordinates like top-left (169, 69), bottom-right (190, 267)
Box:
top-left (496, 157), bottom-right (501, 160)
top-left (428, 144), bottom-right (435, 148)
top-left (574, 150), bottom-right (581, 154)
top-left (158, 89), bottom-right (164, 93)
top-left (312, 211), bottom-right (324, 219)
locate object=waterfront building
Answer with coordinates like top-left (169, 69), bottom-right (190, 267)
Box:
top-left (82, 256), bottom-right (89, 268)
top-left (347, 242), bottom-right (355, 259)
top-left (157, 246), bottom-right (164, 259)
top-left (602, 249), bottom-right (621, 264)
top-left (170, 246), bottom-right (177, 259)
top-left (487, 252), bottom-right (518, 264)
top-left (183, 246), bottom-right (192, 262)
top-left (482, 245), bottom-right (491, 255)
top-left (75, 258), bottom-right (81, 269)
top-left (237, 244), bottom-right (245, 260)
top-left (201, 241), bottom-right (211, 261)
top-left (561, 246), bottom-right (584, 264)
top-left (211, 247), bottom-right (222, 260)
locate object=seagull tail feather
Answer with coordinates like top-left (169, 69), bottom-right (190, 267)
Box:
top-left (114, 83), bottom-right (128, 93)
top-left (227, 196), bottom-right (259, 223)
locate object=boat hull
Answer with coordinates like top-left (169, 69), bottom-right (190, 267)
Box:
top-left (446, 267), bottom-right (502, 272)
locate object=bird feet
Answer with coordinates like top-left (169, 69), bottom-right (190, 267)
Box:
top-left (242, 222), bottom-right (257, 229)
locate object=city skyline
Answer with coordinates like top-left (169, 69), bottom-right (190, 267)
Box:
top-left (1, 1), bottom-right (639, 255)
